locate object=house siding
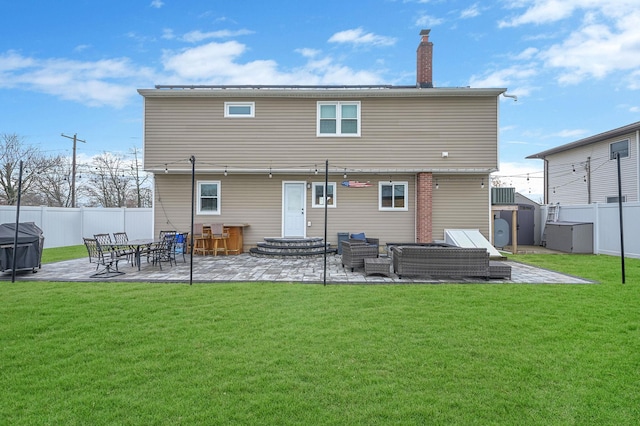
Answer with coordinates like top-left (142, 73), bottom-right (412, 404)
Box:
top-left (431, 174), bottom-right (491, 241)
top-left (153, 173), bottom-right (417, 250)
top-left (142, 95), bottom-right (499, 173)
top-left (546, 131), bottom-right (638, 204)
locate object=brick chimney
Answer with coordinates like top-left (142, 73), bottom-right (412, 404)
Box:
top-left (417, 29), bottom-right (433, 88)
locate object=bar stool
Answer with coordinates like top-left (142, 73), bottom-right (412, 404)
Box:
top-left (210, 223), bottom-right (229, 256)
top-left (193, 223), bottom-right (213, 255)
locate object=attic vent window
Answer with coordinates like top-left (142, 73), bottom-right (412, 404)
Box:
top-left (225, 102), bottom-right (255, 118)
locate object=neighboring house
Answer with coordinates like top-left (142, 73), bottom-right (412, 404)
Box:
top-left (527, 121), bottom-right (640, 205)
top-left (138, 30), bottom-right (508, 251)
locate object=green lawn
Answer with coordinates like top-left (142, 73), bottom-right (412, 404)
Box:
top-left (1, 252), bottom-right (639, 424)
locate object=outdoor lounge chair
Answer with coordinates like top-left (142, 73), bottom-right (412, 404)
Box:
top-left (341, 239), bottom-right (379, 272)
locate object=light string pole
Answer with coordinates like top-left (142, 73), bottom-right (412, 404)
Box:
top-left (61, 133), bottom-right (86, 208)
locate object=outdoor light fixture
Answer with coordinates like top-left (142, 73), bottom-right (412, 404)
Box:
top-left (441, 151), bottom-right (448, 158)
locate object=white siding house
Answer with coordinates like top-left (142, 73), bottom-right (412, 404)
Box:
top-left (527, 121), bottom-right (640, 205)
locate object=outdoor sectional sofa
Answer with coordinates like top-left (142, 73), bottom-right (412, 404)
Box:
top-left (392, 246), bottom-right (511, 280)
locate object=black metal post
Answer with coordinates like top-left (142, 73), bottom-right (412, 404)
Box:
top-left (323, 159), bottom-right (329, 286)
top-left (616, 153), bottom-right (625, 284)
top-left (190, 156), bottom-right (196, 285)
top-left (11, 161), bottom-right (24, 283)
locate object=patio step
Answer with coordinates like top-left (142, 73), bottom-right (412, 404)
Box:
top-left (249, 237), bottom-right (336, 258)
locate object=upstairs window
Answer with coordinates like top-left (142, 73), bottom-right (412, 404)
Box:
top-left (225, 102), bottom-right (255, 118)
top-left (379, 182), bottom-right (408, 211)
top-left (610, 139), bottom-right (629, 160)
top-left (317, 101), bottom-right (360, 136)
top-left (197, 181), bottom-right (220, 214)
top-left (312, 182), bottom-right (336, 208)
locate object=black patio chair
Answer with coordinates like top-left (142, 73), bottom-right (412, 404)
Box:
top-left (113, 232), bottom-right (136, 265)
top-left (83, 237), bottom-right (125, 278)
top-left (149, 234), bottom-right (175, 270)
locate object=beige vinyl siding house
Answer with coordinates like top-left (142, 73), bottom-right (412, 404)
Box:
top-left (139, 30), bottom-right (506, 251)
top-left (527, 121), bottom-right (640, 204)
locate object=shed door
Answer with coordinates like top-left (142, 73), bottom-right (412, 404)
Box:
top-left (283, 182), bottom-right (306, 238)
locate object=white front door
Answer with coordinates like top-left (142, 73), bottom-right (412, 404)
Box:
top-left (283, 182), bottom-right (306, 238)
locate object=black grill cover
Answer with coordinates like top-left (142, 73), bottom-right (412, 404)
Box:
top-left (0, 222), bottom-right (44, 272)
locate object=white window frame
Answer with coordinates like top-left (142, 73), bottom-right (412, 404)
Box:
top-left (197, 180), bottom-right (221, 215)
top-left (224, 102), bottom-right (255, 118)
top-left (378, 181), bottom-right (409, 211)
top-left (311, 182), bottom-right (337, 208)
top-left (610, 139), bottom-right (629, 160)
top-left (317, 101), bottom-right (361, 137)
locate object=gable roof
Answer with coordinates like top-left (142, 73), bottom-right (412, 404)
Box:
top-left (527, 121), bottom-right (640, 159)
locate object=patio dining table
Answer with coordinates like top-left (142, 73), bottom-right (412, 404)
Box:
top-left (109, 238), bottom-right (159, 271)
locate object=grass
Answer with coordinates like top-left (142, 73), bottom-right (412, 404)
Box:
top-left (41, 244), bottom-right (87, 263)
top-left (1, 251), bottom-right (639, 424)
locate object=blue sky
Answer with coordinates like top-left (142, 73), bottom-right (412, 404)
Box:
top-left (2, 0), bottom-right (640, 201)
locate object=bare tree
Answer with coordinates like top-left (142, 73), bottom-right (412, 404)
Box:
top-left (33, 155), bottom-right (74, 207)
top-left (0, 133), bottom-right (58, 205)
top-left (84, 152), bottom-right (132, 207)
top-left (128, 147), bottom-right (152, 207)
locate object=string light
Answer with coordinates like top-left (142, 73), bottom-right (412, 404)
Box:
top-left (224, 166), bottom-right (228, 177)
top-left (268, 167), bottom-right (272, 179)
top-left (314, 165), bottom-right (318, 175)
top-left (572, 164), bottom-right (576, 173)
top-left (164, 164), bottom-right (168, 174)
top-left (435, 179), bottom-right (439, 190)
top-left (343, 168), bottom-right (347, 179)
top-left (481, 178), bottom-right (485, 189)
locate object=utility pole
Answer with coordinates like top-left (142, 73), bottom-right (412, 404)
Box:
top-left (61, 133), bottom-right (86, 208)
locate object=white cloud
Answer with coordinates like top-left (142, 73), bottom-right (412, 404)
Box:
top-left (180, 29), bottom-right (254, 43)
top-left (460, 4), bottom-right (481, 19)
top-left (469, 65), bottom-right (537, 89)
top-left (0, 52), bottom-right (154, 107)
top-left (160, 41), bottom-right (383, 85)
top-left (150, 0), bottom-right (164, 8)
top-left (551, 129), bottom-right (589, 138)
top-left (328, 28), bottom-right (397, 47)
top-left (497, 1), bottom-right (640, 87)
top-left (415, 14), bottom-right (444, 27)
top-left (493, 161), bottom-right (545, 198)
top-left (513, 47), bottom-right (538, 60)
top-left (162, 28), bottom-right (175, 40)
top-left (295, 48), bottom-right (321, 58)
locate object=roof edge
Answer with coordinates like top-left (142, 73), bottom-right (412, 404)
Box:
top-left (527, 120), bottom-right (640, 159)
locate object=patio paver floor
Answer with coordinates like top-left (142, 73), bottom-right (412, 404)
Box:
top-left (2, 253), bottom-right (594, 284)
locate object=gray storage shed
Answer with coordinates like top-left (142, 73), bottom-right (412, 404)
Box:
top-left (544, 222), bottom-right (593, 254)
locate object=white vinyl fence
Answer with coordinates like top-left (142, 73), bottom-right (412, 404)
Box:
top-left (0, 206), bottom-right (153, 249)
top-left (540, 202), bottom-right (640, 259)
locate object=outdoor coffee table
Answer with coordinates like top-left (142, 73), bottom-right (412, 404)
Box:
top-left (364, 257), bottom-right (392, 277)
